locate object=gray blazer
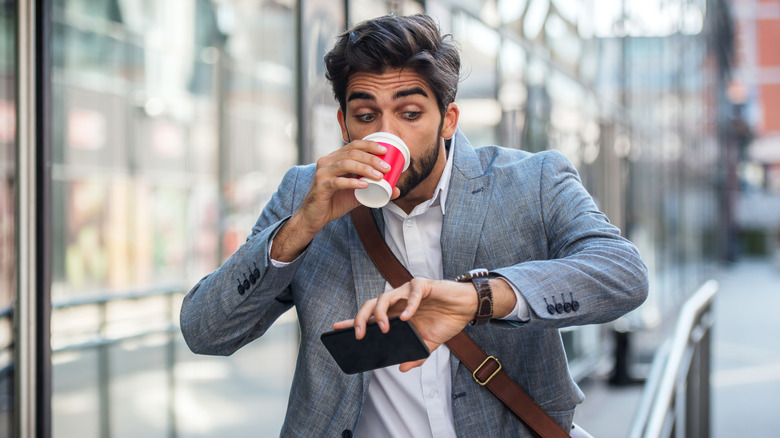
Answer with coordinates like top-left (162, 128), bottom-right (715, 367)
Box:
top-left (180, 129), bottom-right (649, 437)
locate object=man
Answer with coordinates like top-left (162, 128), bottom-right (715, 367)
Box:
top-left (181, 14), bottom-right (648, 437)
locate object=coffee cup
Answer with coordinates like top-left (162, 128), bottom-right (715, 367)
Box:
top-left (354, 132), bottom-right (410, 208)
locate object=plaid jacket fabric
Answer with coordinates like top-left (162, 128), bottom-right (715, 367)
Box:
top-left (180, 129), bottom-right (649, 437)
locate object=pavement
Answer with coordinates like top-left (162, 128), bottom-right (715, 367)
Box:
top-left (572, 257), bottom-right (780, 437)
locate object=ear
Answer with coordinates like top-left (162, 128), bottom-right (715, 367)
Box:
top-left (440, 102), bottom-right (459, 139)
top-left (337, 108), bottom-right (350, 143)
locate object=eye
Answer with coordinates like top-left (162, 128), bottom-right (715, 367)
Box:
top-left (355, 113), bottom-right (376, 123)
top-left (403, 111), bottom-right (421, 121)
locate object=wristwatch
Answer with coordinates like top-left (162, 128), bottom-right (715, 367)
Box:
top-left (456, 268), bottom-right (493, 326)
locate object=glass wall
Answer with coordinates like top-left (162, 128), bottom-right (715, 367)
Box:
top-left (41, 0), bottom-right (730, 435)
top-left (0, 2), bottom-right (15, 436)
top-left (50, 0), bottom-right (300, 436)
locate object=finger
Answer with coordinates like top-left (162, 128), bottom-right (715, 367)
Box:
top-left (317, 148), bottom-right (385, 177)
top-left (336, 144), bottom-right (393, 175)
top-left (332, 156), bottom-right (391, 181)
top-left (399, 280), bottom-right (424, 320)
top-left (332, 319), bottom-right (354, 330)
top-left (399, 358), bottom-right (428, 372)
top-left (374, 285), bottom-right (415, 332)
top-left (343, 139), bottom-right (388, 156)
top-left (323, 175), bottom-right (369, 192)
top-left (390, 186), bottom-right (401, 200)
top-left (353, 298), bottom-right (378, 340)
top-left (372, 292), bottom-right (395, 333)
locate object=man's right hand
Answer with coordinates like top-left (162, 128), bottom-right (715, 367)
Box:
top-left (270, 139), bottom-right (399, 262)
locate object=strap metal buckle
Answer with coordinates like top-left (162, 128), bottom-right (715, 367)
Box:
top-left (472, 355), bottom-right (502, 386)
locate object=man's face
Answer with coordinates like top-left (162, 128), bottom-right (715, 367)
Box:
top-left (337, 69), bottom-right (459, 207)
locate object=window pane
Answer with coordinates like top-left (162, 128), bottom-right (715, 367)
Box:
top-left (50, 1), bottom-right (300, 436)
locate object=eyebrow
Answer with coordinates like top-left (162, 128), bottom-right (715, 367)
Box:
top-left (393, 87), bottom-right (428, 100)
top-left (346, 86), bottom-right (429, 103)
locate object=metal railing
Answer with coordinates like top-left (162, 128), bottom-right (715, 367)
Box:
top-left (52, 284), bottom-right (186, 438)
top-left (629, 280), bottom-right (718, 438)
top-left (51, 284), bottom-right (185, 353)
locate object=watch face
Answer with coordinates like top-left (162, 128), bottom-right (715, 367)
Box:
top-left (457, 268), bottom-right (489, 282)
top-left (469, 268), bottom-right (489, 278)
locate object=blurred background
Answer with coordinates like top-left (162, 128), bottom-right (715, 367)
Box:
top-left (2, 0), bottom-right (779, 437)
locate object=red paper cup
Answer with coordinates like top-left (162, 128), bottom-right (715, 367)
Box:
top-left (355, 132), bottom-right (410, 208)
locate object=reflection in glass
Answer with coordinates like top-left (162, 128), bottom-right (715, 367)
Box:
top-left (499, 39), bottom-right (527, 148)
top-left (453, 11), bottom-right (501, 146)
top-left (523, 0), bottom-right (549, 40)
top-left (498, 0), bottom-right (528, 25)
top-left (545, 12), bottom-right (582, 68)
top-left (349, 0), bottom-right (389, 25)
top-left (51, 1), bottom-right (300, 436)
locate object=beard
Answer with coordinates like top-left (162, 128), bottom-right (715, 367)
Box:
top-left (395, 117), bottom-right (445, 200)
top-left (395, 136), bottom-right (440, 199)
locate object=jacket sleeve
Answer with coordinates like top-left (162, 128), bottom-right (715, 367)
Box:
top-left (493, 150), bottom-right (648, 329)
top-left (180, 166), bottom-right (310, 355)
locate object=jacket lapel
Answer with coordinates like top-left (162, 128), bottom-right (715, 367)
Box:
top-left (440, 130), bottom-right (493, 281)
top-left (441, 130), bottom-right (493, 379)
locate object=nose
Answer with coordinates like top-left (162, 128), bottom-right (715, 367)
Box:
top-left (378, 119), bottom-right (401, 138)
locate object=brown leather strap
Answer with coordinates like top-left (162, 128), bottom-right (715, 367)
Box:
top-left (350, 206), bottom-right (569, 438)
top-left (351, 206), bottom-right (413, 289)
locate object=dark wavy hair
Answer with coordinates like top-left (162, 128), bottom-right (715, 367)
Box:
top-left (324, 14), bottom-right (460, 115)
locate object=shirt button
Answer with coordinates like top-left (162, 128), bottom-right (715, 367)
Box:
top-left (405, 220), bottom-right (413, 227)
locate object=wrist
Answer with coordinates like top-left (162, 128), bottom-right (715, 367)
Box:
top-left (270, 213), bottom-right (316, 262)
top-left (489, 278), bottom-right (519, 319)
top-left (456, 269), bottom-right (493, 326)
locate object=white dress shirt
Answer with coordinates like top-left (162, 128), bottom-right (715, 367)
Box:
top-left (353, 138), bottom-right (530, 438)
top-left (270, 137), bottom-right (530, 437)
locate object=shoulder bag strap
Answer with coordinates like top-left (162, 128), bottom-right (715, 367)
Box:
top-left (350, 206), bottom-right (570, 438)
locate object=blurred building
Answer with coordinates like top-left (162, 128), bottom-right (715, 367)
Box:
top-left (2, 0), bottom-right (735, 437)
top-left (729, 0), bottom-right (780, 254)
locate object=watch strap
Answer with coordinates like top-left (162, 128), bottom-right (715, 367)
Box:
top-left (456, 269), bottom-right (493, 326)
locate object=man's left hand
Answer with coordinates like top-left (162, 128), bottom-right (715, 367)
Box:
top-left (332, 278), bottom-right (477, 372)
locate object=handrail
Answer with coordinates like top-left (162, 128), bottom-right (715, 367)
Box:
top-left (629, 279), bottom-right (718, 438)
top-left (51, 283), bottom-right (185, 310)
top-left (49, 284), bottom-right (298, 353)
top-left (50, 284), bottom-right (187, 354)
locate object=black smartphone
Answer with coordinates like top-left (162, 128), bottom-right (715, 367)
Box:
top-left (320, 316), bottom-right (430, 374)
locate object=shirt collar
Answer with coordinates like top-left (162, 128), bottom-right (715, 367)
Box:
top-left (433, 136), bottom-right (455, 215)
top-left (384, 135), bottom-right (455, 218)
